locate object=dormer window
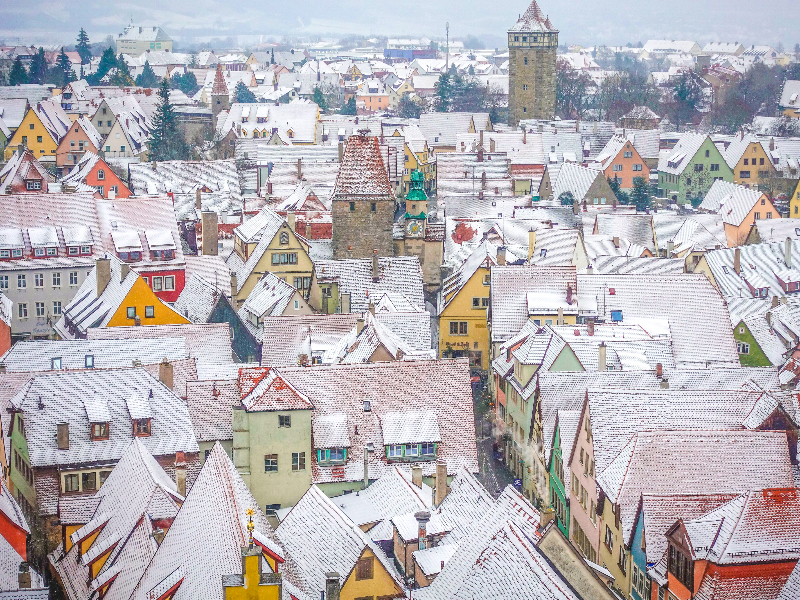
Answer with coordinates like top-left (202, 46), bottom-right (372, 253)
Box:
top-left (68, 246), bottom-right (79, 256)
top-left (34, 248), bottom-right (45, 257)
top-left (25, 179), bottom-right (42, 191)
top-left (318, 448), bottom-right (347, 465)
top-left (133, 418), bottom-right (151, 437)
top-left (91, 422), bottom-right (109, 440)
top-left (81, 245), bottom-right (91, 254)
top-left (151, 249), bottom-right (175, 260)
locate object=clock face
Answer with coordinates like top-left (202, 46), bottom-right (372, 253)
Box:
top-left (406, 220), bottom-right (422, 236)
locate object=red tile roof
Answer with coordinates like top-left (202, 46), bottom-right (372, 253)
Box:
top-left (332, 134), bottom-right (394, 198)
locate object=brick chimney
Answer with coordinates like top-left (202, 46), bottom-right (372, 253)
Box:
top-left (656, 362), bottom-right (663, 379)
top-left (566, 283), bottom-right (573, 305)
top-left (372, 250), bottom-right (380, 282)
top-left (356, 317), bottom-right (365, 335)
top-left (435, 459), bottom-right (448, 506)
top-left (786, 237), bottom-right (792, 269)
top-left (159, 358), bottom-right (174, 390)
top-left (587, 318), bottom-right (595, 336)
top-left (598, 342), bottom-right (607, 371)
top-left (287, 212), bottom-right (296, 233)
top-left (96, 257), bottom-right (111, 296)
top-left (195, 188), bottom-right (202, 210)
top-left (175, 451), bottom-right (186, 496)
top-left (201, 211), bottom-right (218, 256)
top-left (734, 247), bottom-right (741, 274)
top-left (411, 465), bottom-right (423, 488)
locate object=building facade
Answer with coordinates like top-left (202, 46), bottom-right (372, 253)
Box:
top-left (507, 1), bottom-right (558, 126)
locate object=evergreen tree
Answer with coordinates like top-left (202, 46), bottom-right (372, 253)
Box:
top-left (341, 96), bottom-right (357, 115)
top-left (147, 79), bottom-right (189, 161)
top-left (9, 57), bottom-right (27, 86)
top-left (270, 49), bottom-right (275, 65)
top-left (56, 48), bottom-right (75, 87)
top-left (108, 54), bottom-right (134, 86)
top-left (27, 48), bottom-right (47, 84)
top-left (91, 47), bottom-right (118, 83)
top-left (312, 87), bottom-right (327, 112)
top-left (135, 60), bottom-right (159, 87)
top-left (607, 176), bottom-right (630, 205)
top-left (434, 72), bottom-right (453, 112)
top-left (174, 71), bottom-right (198, 96)
top-left (630, 177), bottom-right (652, 212)
top-left (234, 81), bottom-right (257, 103)
top-left (76, 28), bottom-right (92, 64)
top-left (397, 95), bottom-right (421, 119)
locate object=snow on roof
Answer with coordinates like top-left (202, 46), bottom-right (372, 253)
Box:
top-left (332, 134), bottom-right (393, 198)
top-left (508, 0), bottom-right (557, 33)
top-left (658, 133), bottom-right (709, 174)
top-left (413, 544), bottom-right (457, 576)
top-left (381, 410), bottom-right (441, 445)
top-left (240, 368), bottom-right (312, 412)
top-left (699, 180), bottom-right (766, 227)
top-left (551, 162), bottom-right (602, 202)
top-left (780, 80), bottom-right (800, 108)
top-left (239, 272), bottom-right (297, 321)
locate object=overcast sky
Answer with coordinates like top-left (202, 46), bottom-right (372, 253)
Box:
top-left (0, 0), bottom-right (796, 50)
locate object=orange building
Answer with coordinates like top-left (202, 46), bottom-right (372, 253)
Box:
top-left (55, 116), bottom-right (104, 177)
top-left (60, 152), bottom-right (131, 198)
top-left (596, 135), bottom-right (650, 191)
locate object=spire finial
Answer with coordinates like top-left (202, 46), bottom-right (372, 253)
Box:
top-left (245, 508), bottom-right (255, 546)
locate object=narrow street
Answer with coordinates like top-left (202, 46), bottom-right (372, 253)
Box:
top-left (472, 381), bottom-right (515, 498)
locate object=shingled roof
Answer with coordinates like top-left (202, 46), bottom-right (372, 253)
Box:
top-left (332, 134), bottom-right (394, 198)
top-left (508, 0), bottom-right (557, 32)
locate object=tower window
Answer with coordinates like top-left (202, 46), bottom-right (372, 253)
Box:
top-left (524, 57), bottom-right (528, 65)
top-left (523, 107), bottom-right (527, 113)
top-left (349, 202), bottom-right (355, 212)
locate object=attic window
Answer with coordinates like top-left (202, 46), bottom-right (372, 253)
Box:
top-left (85, 355), bottom-right (94, 368)
top-left (51, 357), bottom-right (62, 370)
top-left (363, 400), bottom-right (371, 412)
top-left (318, 448), bottom-right (346, 465)
top-left (91, 422), bottom-right (109, 441)
top-left (134, 418), bottom-right (151, 437)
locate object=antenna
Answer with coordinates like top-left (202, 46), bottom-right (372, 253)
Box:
top-left (446, 23), bottom-right (450, 71)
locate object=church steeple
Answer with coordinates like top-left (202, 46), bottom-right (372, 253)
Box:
top-left (211, 63), bottom-right (229, 122)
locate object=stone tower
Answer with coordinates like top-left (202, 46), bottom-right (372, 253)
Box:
top-left (331, 133), bottom-right (396, 259)
top-left (211, 63), bottom-right (229, 123)
top-left (507, 0), bottom-right (558, 127)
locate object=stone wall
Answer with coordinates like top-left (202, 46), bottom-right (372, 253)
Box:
top-left (508, 41), bottom-right (557, 126)
top-left (332, 198), bottom-right (395, 259)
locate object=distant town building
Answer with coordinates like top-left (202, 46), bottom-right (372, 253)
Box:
top-left (115, 24), bottom-right (173, 55)
top-left (507, 0), bottom-right (558, 126)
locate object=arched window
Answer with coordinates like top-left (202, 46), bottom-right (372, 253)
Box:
top-left (97, 169), bottom-right (105, 180)
top-left (279, 231), bottom-right (289, 245)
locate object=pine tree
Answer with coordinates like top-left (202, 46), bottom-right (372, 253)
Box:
top-left (91, 47), bottom-right (117, 84)
top-left (312, 87), bottom-right (327, 112)
top-left (9, 57), bottom-right (27, 86)
top-left (398, 95), bottom-right (421, 119)
top-left (434, 73), bottom-right (453, 112)
top-left (135, 60), bottom-right (158, 87)
top-left (234, 81), bottom-right (257, 103)
top-left (56, 48), bottom-right (75, 87)
top-left (630, 177), bottom-right (652, 212)
top-left (147, 79), bottom-right (189, 161)
top-left (341, 96), bottom-right (357, 115)
top-left (108, 54), bottom-right (134, 86)
top-left (76, 28), bottom-right (91, 64)
top-left (27, 48), bottom-right (47, 84)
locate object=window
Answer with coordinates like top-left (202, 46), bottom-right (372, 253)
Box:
top-left (264, 454), bottom-right (278, 472)
top-left (754, 212), bottom-right (760, 220)
top-left (51, 357), bottom-right (61, 369)
top-left (85, 354), bottom-right (94, 368)
top-left (355, 557), bottom-right (374, 580)
top-left (25, 180), bottom-right (41, 191)
top-left (633, 164), bottom-right (643, 171)
top-left (152, 276), bottom-right (163, 291)
top-left (80, 245), bottom-right (91, 254)
top-left (70, 271), bottom-right (78, 285)
top-left (405, 444), bottom-right (419, 457)
top-left (421, 442), bottom-right (436, 456)
top-left (524, 57), bottom-right (528, 65)
top-left (350, 202), bottom-right (356, 212)
top-left (34, 274), bottom-right (43, 287)
top-left (64, 474), bottom-right (79, 492)
top-left (17, 275), bottom-right (26, 289)
top-left (705, 149), bottom-right (710, 157)
top-left (35, 302), bottom-right (45, 317)
top-left (633, 564), bottom-right (650, 599)
top-left (618, 546), bottom-right (627, 574)
top-left (604, 525), bottom-right (614, 550)
top-left (91, 422), bottom-right (109, 440)
top-left (710, 163), bottom-right (719, 171)
top-left (18, 304), bottom-right (27, 318)
top-left (279, 415), bottom-right (291, 428)
top-left (0, 276), bottom-right (6, 289)
top-left (737, 341), bottom-right (750, 354)
top-left (449, 321), bottom-right (468, 335)
top-left (668, 544), bottom-right (694, 590)
top-left (145, 305), bottom-right (154, 318)
top-left (740, 171), bottom-right (750, 179)
top-left (82, 472), bottom-right (97, 491)
top-left (36, 136), bottom-right (42, 143)
top-left (612, 164), bottom-right (623, 172)
top-left (164, 276), bottom-right (175, 291)
top-left (52, 301), bottom-right (62, 316)
top-left (134, 419), bottom-right (151, 436)
top-left (371, 202), bottom-right (376, 212)
top-left (767, 212), bottom-right (773, 219)
top-left (126, 307), bottom-right (136, 319)
top-left (52, 272), bottom-right (61, 287)
top-left (292, 452), bottom-right (306, 471)
top-left (99, 470), bottom-right (111, 485)
top-left (279, 231), bottom-right (289, 245)
top-left (624, 151), bottom-right (633, 158)
top-left (34, 248), bottom-right (44, 257)
top-left (744, 158), bottom-right (749, 166)
top-left (387, 445), bottom-right (403, 458)
top-left (329, 448), bottom-right (345, 462)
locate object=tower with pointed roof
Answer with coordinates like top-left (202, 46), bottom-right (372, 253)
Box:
top-left (211, 63), bottom-right (229, 123)
top-left (507, 0), bottom-right (558, 126)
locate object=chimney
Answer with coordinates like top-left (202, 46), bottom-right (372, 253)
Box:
top-left (598, 342), bottom-right (607, 371)
top-left (479, 129), bottom-right (484, 148)
top-left (734, 248), bottom-right (741, 274)
top-left (159, 358), bottom-right (174, 390)
top-left (368, 301), bottom-right (375, 315)
top-left (587, 318), bottom-right (594, 336)
top-left (786, 237), bottom-right (792, 269)
top-left (120, 262), bottom-right (130, 283)
top-left (415, 510), bottom-right (431, 549)
top-left (175, 451), bottom-right (186, 496)
top-left (338, 141), bottom-right (344, 162)
top-left (656, 363), bottom-right (663, 379)
top-left (566, 283), bottom-right (573, 305)
top-left (497, 247), bottom-right (506, 266)
top-left (527, 229), bottom-right (536, 260)
top-left (557, 307), bottom-right (564, 325)
top-left (522, 128), bottom-right (527, 144)
top-left (667, 240), bottom-right (674, 257)
top-left (372, 250), bottom-right (380, 282)
top-left (411, 465), bottom-right (423, 488)
top-left (363, 448), bottom-right (369, 489)
top-left (613, 236), bottom-right (620, 249)
top-left (772, 295), bottom-right (780, 309)
top-left (325, 574), bottom-right (341, 600)
top-left (230, 274), bottom-right (238, 306)
top-left (770, 137), bottom-right (775, 151)
top-left (96, 257), bottom-right (111, 296)
top-left (660, 377), bottom-right (669, 389)
top-left (341, 293), bottom-right (351, 314)
top-left (356, 317), bottom-right (365, 334)
top-left (296, 158), bottom-right (302, 179)
top-left (435, 459), bottom-right (448, 506)
top-left (201, 211), bottom-right (219, 256)
top-left (57, 423), bottom-right (69, 450)
top-left (490, 138), bottom-right (496, 153)
top-left (134, 315), bottom-right (141, 326)
top-left (17, 564), bottom-right (31, 590)
top-left (195, 188), bottom-right (202, 210)
top-left (767, 311), bottom-right (772, 328)
top-left (287, 213), bottom-right (296, 233)
top-left (108, 187), bottom-right (115, 200)
top-left (477, 148), bottom-right (484, 162)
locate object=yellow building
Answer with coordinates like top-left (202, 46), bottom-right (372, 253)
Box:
top-left (790, 180), bottom-right (800, 217)
top-left (724, 136), bottom-right (777, 189)
top-left (439, 242), bottom-right (497, 370)
top-left (227, 208), bottom-right (314, 307)
top-left (5, 101), bottom-right (71, 161)
top-left (54, 256), bottom-right (190, 338)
